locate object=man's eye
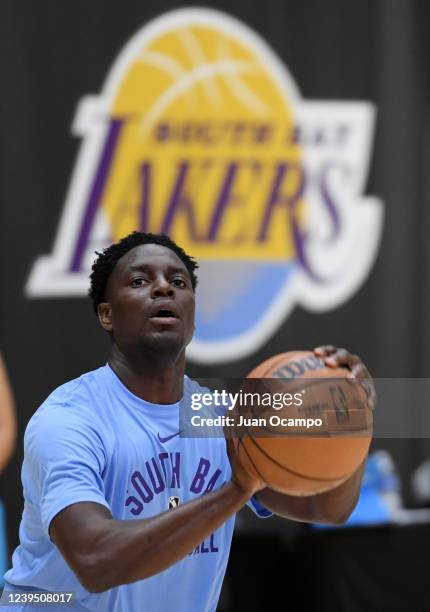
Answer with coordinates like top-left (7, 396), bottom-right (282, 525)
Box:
top-left (172, 278), bottom-right (186, 288)
top-left (130, 278), bottom-right (147, 287)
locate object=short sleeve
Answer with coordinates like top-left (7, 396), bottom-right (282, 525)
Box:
top-left (247, 495), bottom-right (273, 518)
top-left (24, 404), bottom-right (111, 539)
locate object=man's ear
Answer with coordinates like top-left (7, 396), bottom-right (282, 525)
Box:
top-left (98, 302), bottom-right (113, 332)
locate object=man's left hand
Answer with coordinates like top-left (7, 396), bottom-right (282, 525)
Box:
top-left (313, 345), bottom-right (376, 410)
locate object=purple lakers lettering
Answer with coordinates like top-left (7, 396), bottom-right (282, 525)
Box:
top-left (26, 8), bottom-right (382, 370)
top-left (70, 117), bottom-right (343, 280)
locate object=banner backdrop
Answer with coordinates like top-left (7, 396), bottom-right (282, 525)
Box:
top-left (1, 0), bottom-right (430, 556)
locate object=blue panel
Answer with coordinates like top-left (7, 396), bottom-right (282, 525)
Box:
top-left (195, 261), bottom-right (297, 342)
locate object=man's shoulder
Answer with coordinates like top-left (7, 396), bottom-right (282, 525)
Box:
top-left (23, 367), bottom-right (111, 468)
top-left (27, 365), bottom-right (108, 432)
top-left (42, 365), bottom-right (107, 407)
top-left (184, 376), bottom-right (212, 395)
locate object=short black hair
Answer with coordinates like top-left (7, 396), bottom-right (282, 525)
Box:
top-left (89, 232), bottom-right (198, 313)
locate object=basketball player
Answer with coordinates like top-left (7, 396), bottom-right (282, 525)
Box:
top-left (0, 353), bottom-right (16, 475)
top-left (0, 353), bottom-right (17, 588)
top-left (3, 232), bottom-right (375, 611)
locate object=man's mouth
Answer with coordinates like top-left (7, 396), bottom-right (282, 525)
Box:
top-left (153, 309), bottom-right (177, 318)
top-left (150, 309), bottom-right (179, 325)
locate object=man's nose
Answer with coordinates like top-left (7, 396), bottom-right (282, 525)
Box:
top-left (151, 276), bottom-right (174, 298)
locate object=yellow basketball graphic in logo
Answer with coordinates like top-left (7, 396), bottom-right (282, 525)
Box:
top-left (26, 8), bottom-right (383, 364)
top-left (104, 21), bottom-right (304, 261)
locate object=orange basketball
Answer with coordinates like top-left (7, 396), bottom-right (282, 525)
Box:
top-left (231, 351), bottom-right (373, 496)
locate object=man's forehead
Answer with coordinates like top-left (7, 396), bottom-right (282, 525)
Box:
top-left (114, 243), bottom-right (188, 274)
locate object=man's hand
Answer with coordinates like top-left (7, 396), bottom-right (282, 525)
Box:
top-left (255, 345), bottom-right (374, 524)
top-left (226, 438), bottom-right (266, 496)
top-left (314, 345), bottom-right (376, 410)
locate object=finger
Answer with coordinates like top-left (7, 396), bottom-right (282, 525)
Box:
top-left (347, 362), bottom-right (368, 379)
top-left (328, 351), bottom-right (363, 370)
top-left (324, 348), bottom-right (350, 367)
top-left (347, 367), bottom-right (376, 410)
top-left (369, 385), bottom-right (377, 410)
top-left (316, 347), bottom-right (376, 408)
top-left (359, 381), bottom-right (376, 410)
top-left (314, 345), bottom-right (337, 356)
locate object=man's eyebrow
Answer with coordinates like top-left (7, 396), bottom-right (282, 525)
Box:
top-left (128, 264), bottom-right (152, 273)
top-left (128, 264), bottom-right (188, 275)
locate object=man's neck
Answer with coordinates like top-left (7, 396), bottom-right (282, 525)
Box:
top-left (108, 344), bottom-right (185, 404)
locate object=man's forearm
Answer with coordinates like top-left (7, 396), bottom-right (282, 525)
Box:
top-left (255, 461), bottom-right (366, 525)
top-left (0, 431), bottom-right (16, 473)
top-left (52, 481), bottom-right (251, 593)
top-left (0, 355), bottom-right (17, 474)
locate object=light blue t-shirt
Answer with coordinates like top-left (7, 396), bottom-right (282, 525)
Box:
top-left (4, 365), bottom-right (269, 611)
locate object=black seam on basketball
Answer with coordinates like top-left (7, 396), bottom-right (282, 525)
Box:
top-left (240, 377), bottom-right (368, 426)
top-left (248, 377), bottom-right (367, 393)
top-left (236, 435), bottom-right (267, 485)
top-left (246, 378), bottom-right (369, 436)
top-left (247, 429), bottom-right (369, 437)
top-left (243, 434), bottom-right (350, 481)
top-left (260, 376), bottom-right (365, 390)
top-left (248, 402), bottom-right (371, 436)
top-left (243, 406), bottom-right (370, 436)
top-left (239, 375), bottom-right (368, 429)
top-left (232, 373), bottom-right (370, 483)
top-left (237, 397), bottom-right (353, 480)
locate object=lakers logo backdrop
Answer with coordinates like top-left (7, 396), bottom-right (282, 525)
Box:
top-left (26, 8), bottom-right (383, 363)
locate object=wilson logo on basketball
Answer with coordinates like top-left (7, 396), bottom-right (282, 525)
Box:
top-left (26, 8), bottom-right (383, 363)
top-left (272, 354), bottom-right (325, 379)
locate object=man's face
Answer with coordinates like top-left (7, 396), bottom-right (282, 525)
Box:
top-left (99, 243), bottom-right (195, 355)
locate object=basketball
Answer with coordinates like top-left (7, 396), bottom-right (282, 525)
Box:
top-left (231, 351), bottom-right (373, 496)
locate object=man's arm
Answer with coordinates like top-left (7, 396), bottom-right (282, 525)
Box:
top-left (255, 461), bottom-right (365, 525)
top-left (50, 441), bottom-right (264, 594)
top-left (0, 354), bottom-right (17, 474)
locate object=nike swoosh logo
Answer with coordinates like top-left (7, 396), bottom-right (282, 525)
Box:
top-left (157, 430), bottom-right (182, 444)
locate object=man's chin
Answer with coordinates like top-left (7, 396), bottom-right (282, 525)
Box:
top-left (139, 331), bottom-right (187, 354)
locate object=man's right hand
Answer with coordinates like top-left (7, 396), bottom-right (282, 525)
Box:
top-left (226, 438), bottom-right (266, 496)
